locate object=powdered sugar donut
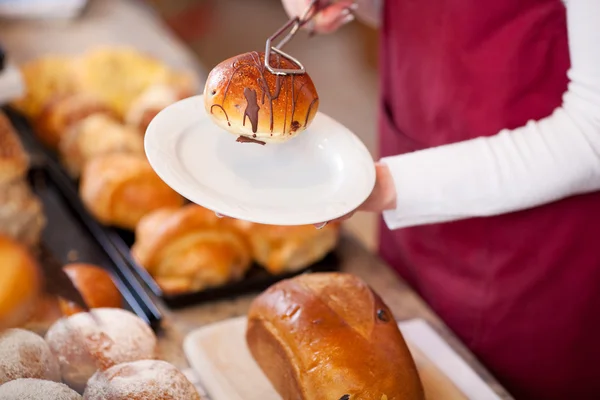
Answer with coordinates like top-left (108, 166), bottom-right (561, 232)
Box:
top-left (45, 308), bottom-right (157, 392)
top-left (0, 328), bottom-right (61, 385)
top-left (83, 359), bottom-right (202, 399)
top-left (0, 378), bottom-right (81, 400)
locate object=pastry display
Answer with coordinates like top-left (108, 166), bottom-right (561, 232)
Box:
top-left (59, 263), bottom-right (122, 316)
top-left (131, 205), bottom-right (252, 294)
top-left (0, 378), bottom-right (82, 400)
top-left (246, 272), bottom-right (425, 400)
top-left (0, 328), bottom-right (61, 385)
top-left (59, 114), bottom-right (145, 178)
top-left (83, 359), bottom-right (202, 400)
top-left (204, 51), bottom-right (319, 145)
top-left (45, 308), bottom-right (157, 392)
top-left (228, 220), bottom-right (340, 274)
top-left (34, 92), bottom-right (115, 151)
top-left (0, 235), bottom-right (42, 330)
top-left (79, 153), bottom-right (184, 230)
top-left (0, 112), bottom-right (29, 185)
top-left (0, 181), bottom-right (46, 248)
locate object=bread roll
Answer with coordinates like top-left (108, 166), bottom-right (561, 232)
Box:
top-left (131, 205), bottom-right (252, 294)
top-left (0, 328), bottom-right (61, 385)
top-left (228, 220), bottom-right (339, 274)
top-left (59, 114), bottom-right (144, 178)
top-left (0, 378), bottom-right (81, 400)
top-left (0, 235), bottom-right (42, 330)
top-left (125, 82), bottom-right (194, 133)
top-left (20, 293), bottom-right (63, 336)
top-left (59, 263), bottom-right (122, 316)
top-left (45, 308), bottom-right (157, 392)
top-left (0, 112), bottom-right (29, 185)
top-left (246, 272), bottom-right (425, 400)
top-left (84, 359), bottom-right (202, 400)
top-left (79, 153), bottom-right (184, 230)
top-left (34, 93), bottom-right (114, 151)
top-left (0, 180), bottom-right (46, 248)
top-left (204, 51), bottom-right (319, 144)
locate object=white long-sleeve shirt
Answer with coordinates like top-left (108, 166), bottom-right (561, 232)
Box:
top-left (377, 0), bottom-right (600, 230)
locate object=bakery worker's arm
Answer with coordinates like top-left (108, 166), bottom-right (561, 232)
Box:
top-left (380, 0), bottom-right (600, 229)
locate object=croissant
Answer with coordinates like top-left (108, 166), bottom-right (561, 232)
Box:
top-left (79, 153), bottom-right (184, 230)
top-left (131, 205), bottom-right (252, 294)
top-left (227, 220), bottom-right (340, 274)
top-left (59, 114), bottom-right (144, 178)
top-left (34, 92), bottom-right (114, 150)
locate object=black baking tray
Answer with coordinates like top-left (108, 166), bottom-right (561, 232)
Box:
top-left (5, 107), bottom-right (339, 309)
top-left (27, 166), bottom-right (163, 330)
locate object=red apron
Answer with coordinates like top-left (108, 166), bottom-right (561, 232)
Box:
top-left (378, 1), bottom-right (600, 399)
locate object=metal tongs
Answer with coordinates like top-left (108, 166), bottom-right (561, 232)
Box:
top-left (265, 0), bottom-right (349, 75)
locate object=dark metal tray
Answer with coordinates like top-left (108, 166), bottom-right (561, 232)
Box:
top-left (27, 166), bottom-right (163, 330)
top-left (6, 107), bottom-right (339, 309)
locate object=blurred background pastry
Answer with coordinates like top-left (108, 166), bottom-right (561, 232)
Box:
top-left (59, 263), bottom-right (122, 316)
top-left (44, 308), bottom-right (157, 392)
top-left (131, 205), bottom-right (252, 294)
top-left (79, 153), bottom-right (184, 230)
top-left (34, 92), bottom-right (115, 151)
top-left (0, 111), bottom-right (29, 186)
top-left (229, 220), bottom-right (340, 274)
top-left (0, 235), bottom-right (42, 330)
top-left (59, 114), bottom-right (144, 178)
top-left (0, 181), bottom-right (46, 248)
top-left (0, 378), bottom-right (82, 400)
top-left (84, 359), bottom-right (202, 400)
top-left (0, 328), bottom-right (61, 385)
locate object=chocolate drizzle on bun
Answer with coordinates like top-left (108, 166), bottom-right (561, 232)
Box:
top-left (204, 51), bottom-right (319, 144)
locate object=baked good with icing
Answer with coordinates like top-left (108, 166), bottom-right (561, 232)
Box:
top-left (246, 272), bottom-right (425, 400)
top-left (79, 153), bottom-right (184, 230)
top-left (204, 51), bottom-right (319, 145)
top-left (34, 93), bottom-right (114, 151)
top-left (44, 308), bottom-right (157, 392)
top-left (83, 359), bottom-right (202, 399)
top-left (0, 328), bottom-right (61, 385)
top-left (131, 205), bottom-right (252, 294)
top-left (0, 378), bottom-right (81, 400)
top-left (228, 220), bottom-right (339, 274)
top-left (59, 263), bottom-right (122, 316)
top-left (59, 114), bottom-right (144, 178)
top-left (0, 235), bottom-right (42, 330)
top-left (0, 111), bottom-right (29, 185)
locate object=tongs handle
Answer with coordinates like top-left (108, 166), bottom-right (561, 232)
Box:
top-left (265, 0), bottom-right (322, 75)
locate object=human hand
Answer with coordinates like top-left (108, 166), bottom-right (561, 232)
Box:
top-left (281, 0), bottom-right (358, 34)
top-left (314, 161), bottom-right (396, 229)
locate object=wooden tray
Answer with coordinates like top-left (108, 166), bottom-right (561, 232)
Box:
top-left (183, 317), bottom-right (502, 400)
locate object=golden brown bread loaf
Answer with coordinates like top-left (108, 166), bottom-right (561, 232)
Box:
top-left (79, 153), bottom-right (184, 230)
top-left (59, 263), bottom-right (122, 316)
top-left (204, 51), bottom-right (319, 144)
top-left (227, 220), bottom-right (339, 274)
top-left (34, 92), bottom-right (114, 151)
top-left (246, 272), bottom-right (425, 400)
top-left (0, 112), bottom-right (29, 185)
top-left (0, 235), bottom-right (42, 330)
top-left (59, 114), bottom-right (144, 178)
top-left (131, 205), bottom-right (252, 294)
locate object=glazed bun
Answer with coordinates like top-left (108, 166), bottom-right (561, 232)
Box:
top-left (84, 359), bottom-right (202, 400)
top-left (59, 263), bottom-right (122, 316)
top-left (0, 235), bottom-right (42, 330)
top-left (0, 378), bottom-right (81, 400)
top-left (204, 51), bottom-right (319, 145)
top-left (44, 308), bottom-right (157, 392)
top-left (0, 328), bottom-right (61, 385)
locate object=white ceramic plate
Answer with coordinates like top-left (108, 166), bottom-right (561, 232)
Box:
top-left (145, 95), bottom-right (375, 226)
